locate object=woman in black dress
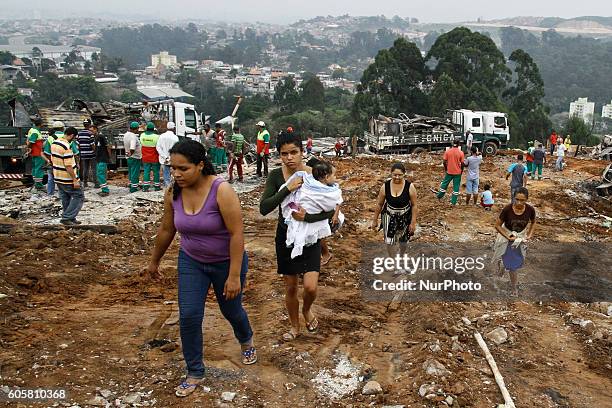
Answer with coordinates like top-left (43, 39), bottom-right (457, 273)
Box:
top-left (260, 132), bottom-right (334, 340)
top-left (371, 163), bottom-right (418, 257)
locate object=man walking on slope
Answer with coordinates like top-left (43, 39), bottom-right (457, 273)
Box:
top-left (156, 121), bottom-right (179, 187)
top-left (435, 140), bottom-right (465, 205)
top-left (255, 121), bottom-right (270, 177)
top-left (140, 122), bottom-right (161, 191)
top-left (123, 121), bottom-right (142, 193)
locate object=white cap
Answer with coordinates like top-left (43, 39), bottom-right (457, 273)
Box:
top-left (167, 121), bottom-right (176, 130)
top-left (256, 121), bottom-right (266, 127)
top-left (52, 121), bottom-right (65, 129)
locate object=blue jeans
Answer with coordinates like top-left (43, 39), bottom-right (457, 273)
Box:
top-left (47, 169), bottom-right (55, 195)
top-left (57, 183), bottom-right (84, 221)
top-left (161, 164), bottom-right (172, 187)
top-left (178, 250), bottom-right (252, 379)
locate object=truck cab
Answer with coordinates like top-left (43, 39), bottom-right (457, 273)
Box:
top-left (452, 110), bottom-right (510, 155)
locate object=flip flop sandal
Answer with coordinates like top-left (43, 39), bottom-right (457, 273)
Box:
top-left (175, 380), bottom-right (202, 397)
top-left (306, 317), bottom-right (319, 333)
top-left (241, 346), bottom-right (258, 365)
top-left (282, 330), bottom-right (299, 341)
top-left (321, 254), bottom-right (333, 266)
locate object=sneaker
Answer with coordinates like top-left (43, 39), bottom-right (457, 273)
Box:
top-left (72, 219), bottom-right (82, 225)
top-left (97, 191), bottom-right (110, 197)
top-left (60, 219), bottom-right (76, 226)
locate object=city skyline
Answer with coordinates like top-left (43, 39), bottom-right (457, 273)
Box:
top-left (2, 0), bottom-right (611, 24)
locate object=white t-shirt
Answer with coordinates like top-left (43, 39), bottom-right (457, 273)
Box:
top-left (123, 131), bottom-right (142, 159)
top-left (156, 130), bottom-right (179, 164)
top-left (557, 144), bottom-right (566, 157)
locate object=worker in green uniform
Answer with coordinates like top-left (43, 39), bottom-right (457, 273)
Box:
top-left (26, 118), bottom-right (45, 190)
top-left (140, 122), bottom-right (161, 191)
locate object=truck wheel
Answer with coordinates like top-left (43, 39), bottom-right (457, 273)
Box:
top-left (411, 147), bottom-right (427, 154)
top-left (483, 142), bottom-right (498, 156)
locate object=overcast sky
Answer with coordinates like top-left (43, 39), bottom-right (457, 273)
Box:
top-left (4, 0), bottom-right (612, 24)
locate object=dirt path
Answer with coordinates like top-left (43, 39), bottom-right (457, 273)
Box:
top-left (0, 154), bottom-right (610, 407)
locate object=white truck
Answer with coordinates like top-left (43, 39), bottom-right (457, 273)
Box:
top-left (364, 109), bottom-right (510, 156)
top-left (452, 109), bottom-right (510, 156)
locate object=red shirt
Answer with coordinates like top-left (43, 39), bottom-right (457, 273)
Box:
top-left (307, 138), bottom-right (313, 148)
top-left (215, 130), bottom-right (226, 148)
top-left (443, 147), bottom-right (465, 175)
top-left (550, 133), bottom-right (557, 145)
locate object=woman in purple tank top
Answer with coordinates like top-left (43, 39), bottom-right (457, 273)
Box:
top-left (146, 140), bottom-right (256, 397)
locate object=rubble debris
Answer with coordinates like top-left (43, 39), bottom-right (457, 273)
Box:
top-left (310, 353), bottom-right (362, 400)
top-left (361, 380), bottom-right (383, 395)
top-left (221, 391), bottom-right (237, 402)
top-left (423, 359), bottom-right (451, 377)
top-left (486, 328), bottom-right (509, 345)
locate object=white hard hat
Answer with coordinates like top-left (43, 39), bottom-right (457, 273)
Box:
top-left (52, 121), bottom-right (65, 129)
top-left (256, 121), bottom-right (266, 127)
top-left (167, 121), bottom-right (176, 130)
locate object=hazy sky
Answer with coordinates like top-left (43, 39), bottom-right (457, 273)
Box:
top-left (4, 0), bottom-right (612, 24)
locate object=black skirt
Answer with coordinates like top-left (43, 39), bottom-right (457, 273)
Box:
top-left (275, 223), bottom-right (321, 275)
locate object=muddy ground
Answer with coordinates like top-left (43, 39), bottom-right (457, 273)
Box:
top-left (0, 152), bottom-right (611, 408)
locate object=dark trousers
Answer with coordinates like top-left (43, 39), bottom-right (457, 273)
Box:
top-left (57, 183), bottom-right (84, 221)
top-left (80, 157), bottom-right (97, 186)
top-left (178, 250), bottom-right (253, 379)
top-left (256, 153), bottom-right (269, 177)
top-left (228, 154), bottom-right (244, 181)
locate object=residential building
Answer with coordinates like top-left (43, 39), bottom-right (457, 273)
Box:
top-left (151, 51), bottom-right (177, 68)
top-left (569, 97), bottom-right (595, 123)
top-left (602, 100), bottom-right (612, 119)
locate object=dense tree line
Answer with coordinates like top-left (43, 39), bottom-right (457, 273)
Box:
top-left (500, 27), bottom-right (612, 114)
top-left (95, 24), bottom-right (401, 79)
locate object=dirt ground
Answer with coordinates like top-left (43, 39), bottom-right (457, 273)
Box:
top-left (1, 152), bottom-right (611, 408)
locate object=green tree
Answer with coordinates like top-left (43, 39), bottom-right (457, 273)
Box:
top-left (331, 68), bottom-right (345, 79)
top-left (274, 76), bottom-right (300, 113)
top-left (31, 47), bottom-right (43, 59)
top-left (430, 73), bottom-right (469, 116)
top-left (119, 89), bottom-right (142, 103)
top-left (0, 51), bottom-right (15, 65)
top-left (118, 72), bottom-right (136, 86)
top-left (300, 76), bottom-right (325, 112)
top-left (34, 73), bottom-right (105, 105)
top-left (0, 86), bottom-right (19, 123)
top-left (504, 49), bottom-right (551, 145)
top-left (427, 27), bottom-right (511, 98)
top-left (563, 116), bottom-right (595, 146)
top-left (352, 37), bottom-right (429, 125)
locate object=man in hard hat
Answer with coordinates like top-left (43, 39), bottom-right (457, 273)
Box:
top-left (123, 121), bottom-right (142, 193)
top-left (140, 122), bottom-right (161, 191)
top-left (157, 121), bottom-right (179, 187)
top-left (26, 118), bottom-right (45, 191)
top-left (256, 121), bottom-right (270, 177)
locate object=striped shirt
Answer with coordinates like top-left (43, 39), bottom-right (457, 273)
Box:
top-left (77, 129), bottom-right (95, 159)
top-left (51, 137), bottom-right (79, 185)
